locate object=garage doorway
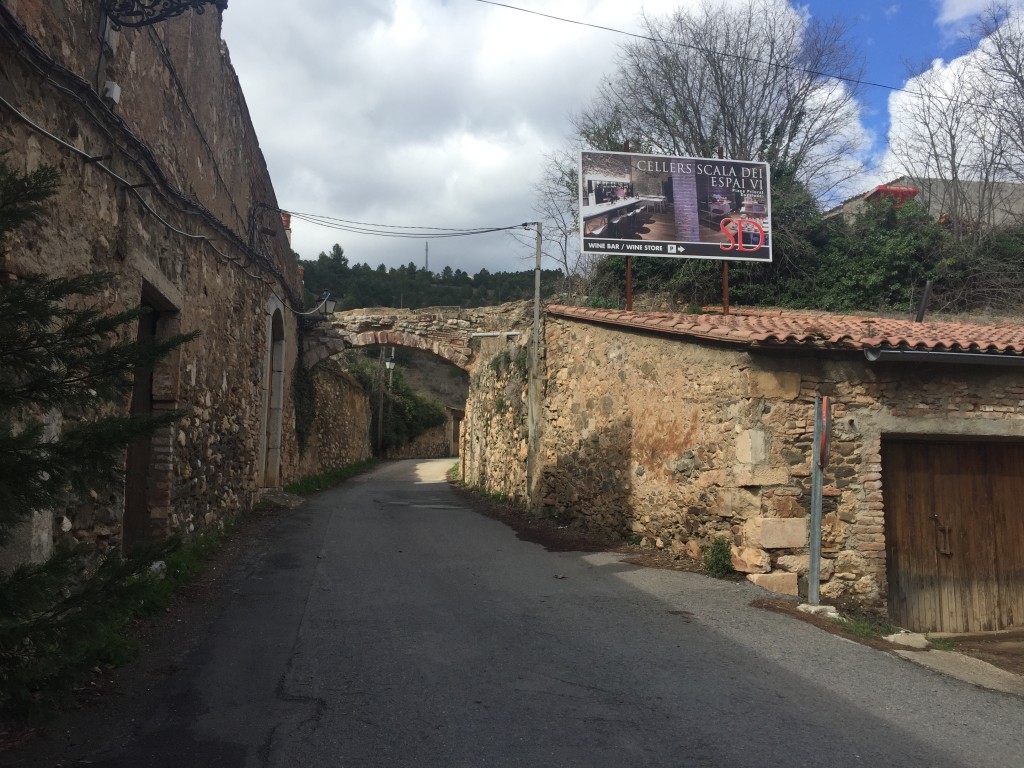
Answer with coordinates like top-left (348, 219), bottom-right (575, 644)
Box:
top-left (883, 439), bottom-right (1024, 633)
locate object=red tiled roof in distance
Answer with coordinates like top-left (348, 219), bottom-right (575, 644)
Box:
top-left (544, 304), bottom-right (1024, 356)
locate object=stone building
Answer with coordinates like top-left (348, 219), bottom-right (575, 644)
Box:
top-left (462, 304), bottom-right (1024, 634)
top-left (0, 1), bottom-right (369, 566)
top-left (827, 175), bottom-right (1024, 231)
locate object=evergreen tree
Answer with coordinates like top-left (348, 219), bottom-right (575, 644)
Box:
top-left (0, 159), bottom-right (197, 548)
top-left (0, 158), bottom-right (205, 717)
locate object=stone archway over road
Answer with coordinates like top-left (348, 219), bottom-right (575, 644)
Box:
top-left (302, 301), bottom-right (534, 370)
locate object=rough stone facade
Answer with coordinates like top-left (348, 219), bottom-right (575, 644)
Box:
top-left (460, 334), bottom-right (531, 503)
top-left (387, 422), bottom-right (453, 461)
top-left (461, 311), bottom-right (1024, 611)
top-left (292, 362), bottom-right (374, 479)
top-left (0, 2), bottom-right (349, 563)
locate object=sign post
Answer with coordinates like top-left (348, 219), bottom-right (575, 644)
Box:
top-left (808, 395), bottom-right (832, 605)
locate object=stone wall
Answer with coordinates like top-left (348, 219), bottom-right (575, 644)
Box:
top-left (0, 2), bottom-right (308, 561)
top-left (460, 336), bottom-right (531, 503)
top-left (292, 362), bottom-right (374, 479)
top-left (387, 423), bottom-right (452, 460)
top-left (462, 313), bottom-right (1024, 609)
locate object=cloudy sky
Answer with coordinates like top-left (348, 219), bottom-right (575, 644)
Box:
top-left (220, 0), bottom-right (1021, 275)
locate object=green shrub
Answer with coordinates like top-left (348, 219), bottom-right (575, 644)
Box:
top-left (702, 536), bottom-right (735, 578)
top-left (488, 348), bottom-right (512, 374)
top-left (834, 613), bottom-right (899, 639)
top-left (584, 295), bottom-right (619, 309)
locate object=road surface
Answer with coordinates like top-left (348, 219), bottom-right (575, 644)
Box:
top-left (14, 459), bottom-right (1024, 767)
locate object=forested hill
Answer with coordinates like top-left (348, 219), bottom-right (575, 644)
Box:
top-left (299, 245), bottom-right (564, 310)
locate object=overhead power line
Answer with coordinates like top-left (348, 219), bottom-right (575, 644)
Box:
top-left (285, 209), bottom-right (529, 239)
top-left (471, 0), bottom-right (960, 101)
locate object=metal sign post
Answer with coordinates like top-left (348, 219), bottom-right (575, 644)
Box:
top-left (808, 395), bottom-right (831, 605)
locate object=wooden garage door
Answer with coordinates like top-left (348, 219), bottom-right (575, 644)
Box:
top-left (883, 440), bottom-right (1024, 633)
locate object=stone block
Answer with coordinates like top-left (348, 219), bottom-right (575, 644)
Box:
top-left (766, 495), bottom-right (804, 518)
top-left (760, 517), bottom-right (807, 548)
top-left (747, 572), bottom-right (799, 595)
top-left (776, 554), bottom-right (834, 580)
top-left (684, 539), bottom-right (702, 561)
top-left (717, 487), bottom-right (761, 519)
top-left (736, 428), bottom-right (769, 465)
top-left (884, 631), bottom-right (929, 649)
top-left (731, 545), bottom-right (770, 573)
top-left (740, 517), bottom-right (762, 547)
top-left (733, 467), bottom-right (789, 487)
top-left (748, 370), bottom-right (801, 399)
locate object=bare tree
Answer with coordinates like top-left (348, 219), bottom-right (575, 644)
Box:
top-left (888, 5), bottom-right (1024, 240)
top-left (512, 149), bottom-right (602, 293)
top-left (573, 0), bottom-right (867, 201)
top-left (973, 6), bottom-right (1024, 189)
top-left (888, 58), bottom-right (1006, 240)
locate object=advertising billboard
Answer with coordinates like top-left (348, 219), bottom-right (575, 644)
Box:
top-left (580, 151), bottom-right (772, 262)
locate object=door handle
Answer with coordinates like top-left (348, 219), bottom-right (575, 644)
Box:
top-left (930, 514), bottom-right (953, 557)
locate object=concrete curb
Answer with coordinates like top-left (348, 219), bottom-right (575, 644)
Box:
top-left (894, 649), bottom-right (1024, 697)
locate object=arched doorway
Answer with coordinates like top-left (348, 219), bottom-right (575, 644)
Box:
top-left (260, 304), bottom-right (286, 487)
top-left (123, 283), bottom-right (182, 550)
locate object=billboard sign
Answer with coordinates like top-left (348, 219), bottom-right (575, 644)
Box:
top-left (579, 151), bottom-right (771, 262)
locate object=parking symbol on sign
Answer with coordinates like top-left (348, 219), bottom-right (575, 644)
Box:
top-left (667, 244), bottom-right (677, 254)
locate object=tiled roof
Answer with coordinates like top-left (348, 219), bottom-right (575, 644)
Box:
top-left (545, 304), bottom-right (1024, 356)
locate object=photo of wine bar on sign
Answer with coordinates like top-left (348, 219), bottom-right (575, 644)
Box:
top-left (580, 151), bottom-right (771, 262)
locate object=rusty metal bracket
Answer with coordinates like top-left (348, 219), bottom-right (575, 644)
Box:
top-left (102, 0), bottom-right (228, 29)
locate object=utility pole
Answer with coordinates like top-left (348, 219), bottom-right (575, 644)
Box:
top-left (527, 221), bottom-right (543, 509)
top-left (376, 347), bottom-right (385, 456)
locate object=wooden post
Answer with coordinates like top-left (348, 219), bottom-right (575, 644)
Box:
top-left (722, 262), bottom-right (730, 316)
top-left (626, 256), bottom-right (632, 311)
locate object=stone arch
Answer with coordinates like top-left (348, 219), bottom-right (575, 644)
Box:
top-left (258, 296), bottom-right (287, 487)
top-left (348, 330), bottom-right (473, 369)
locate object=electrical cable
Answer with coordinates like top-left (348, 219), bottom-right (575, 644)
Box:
top-left (285, 210), bottom-right (526, 239)
top-left (0, 92), bottom-right (280, 292)
top-left (471, 0), bottom-right (1008, 109)
top-left (0, 4), bottom-right (303, 308)
top-left (146, 25), bottom-right (248, 234)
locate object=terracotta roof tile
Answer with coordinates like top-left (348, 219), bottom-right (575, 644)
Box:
top-left (544, 304), bottom-right (1024, 357)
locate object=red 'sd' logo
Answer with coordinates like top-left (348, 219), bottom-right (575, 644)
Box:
top-left (719, 218), bottom-right (765, 252)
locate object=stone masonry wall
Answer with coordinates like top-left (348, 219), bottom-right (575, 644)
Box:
top-left (462, 313), bottom-right (1024, 610)
top-left (387, 423), bottom-right (452, 461)
top-left (292, 362), bottom-right (373, 479)
top-left (0, 2), bottom-right (305, 561)
top-left (460, 336), bottom-right (531, 503)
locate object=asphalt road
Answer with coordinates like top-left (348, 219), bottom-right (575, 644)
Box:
top-left (21, 459), bottom-right (1024, 767)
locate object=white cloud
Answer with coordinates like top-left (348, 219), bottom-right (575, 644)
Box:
top-left (937, 0), bottom-right (1024, 24)
top-left (222, 0), bottom-right (870, 272)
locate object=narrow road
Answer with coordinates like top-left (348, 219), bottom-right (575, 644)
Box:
top-left (22, 460), bottom-right (1024, 766)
